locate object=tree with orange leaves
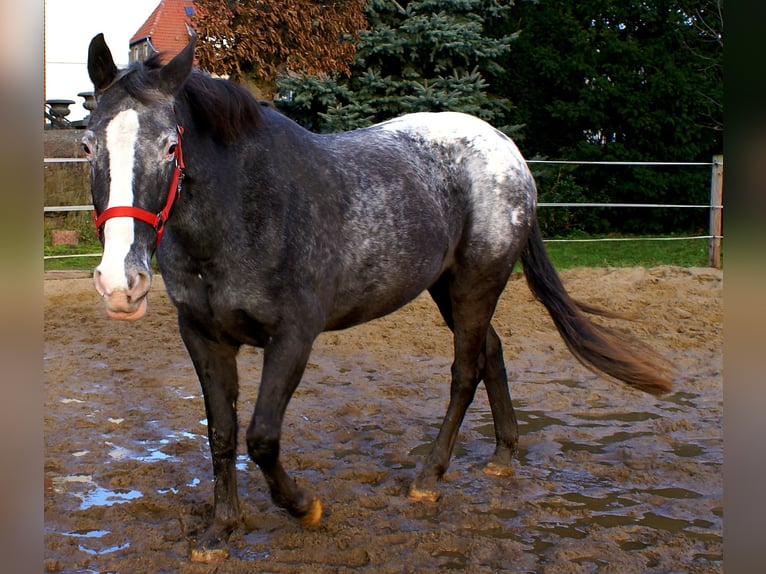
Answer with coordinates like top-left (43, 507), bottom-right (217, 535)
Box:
top-left (192, 0), bottom-right (368, 97)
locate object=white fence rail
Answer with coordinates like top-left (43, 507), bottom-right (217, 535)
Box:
top-left (44, 156), bottom-right (724, 267)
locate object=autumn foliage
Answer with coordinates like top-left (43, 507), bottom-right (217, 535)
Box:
top-left (192, 0), bottom-right (368, 87)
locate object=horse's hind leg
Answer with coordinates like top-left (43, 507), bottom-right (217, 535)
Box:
top-left (409, 276), bottom-right (508, 501)
top-left (422, 278), bottom-right (518, 484)
top-left (179, 318), bottom-right (241, 563)
top-left (481, 325), bottom-right (518, 475)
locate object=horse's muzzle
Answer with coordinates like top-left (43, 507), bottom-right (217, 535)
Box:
top-left (93, 268), bottom-right (151, 321)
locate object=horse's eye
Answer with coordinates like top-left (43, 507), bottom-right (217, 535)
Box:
top-left (82, 132), bottom-right (96, 159)
top-left (167, 143), bottom-right (177, 157)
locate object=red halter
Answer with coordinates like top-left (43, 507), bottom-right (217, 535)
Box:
top-left (93, 125), bottom-right (185, 247)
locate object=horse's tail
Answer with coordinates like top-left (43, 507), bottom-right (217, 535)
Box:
top-left (519, 222), bottom-right (673, 396)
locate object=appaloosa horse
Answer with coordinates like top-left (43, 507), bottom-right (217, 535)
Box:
top-left (84, 34), bottom-right (671, 562)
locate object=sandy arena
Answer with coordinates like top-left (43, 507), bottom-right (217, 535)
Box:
top-left (44, 266), bottom-right (722, 573)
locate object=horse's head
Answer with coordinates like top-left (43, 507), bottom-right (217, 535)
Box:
top-left (84, 33), bottom-right (195, 320)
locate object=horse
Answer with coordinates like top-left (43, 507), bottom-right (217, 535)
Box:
top-left (83, 34), bottom-right (672, 563)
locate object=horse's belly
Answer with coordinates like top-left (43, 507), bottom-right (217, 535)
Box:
top-left (325, 266), bottom-right (442, 331)
top-left (325, 296), bottom-right (419, 331)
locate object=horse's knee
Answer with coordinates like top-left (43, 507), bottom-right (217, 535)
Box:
top-left (246, 426), bottom-right (279, 468)
top-left (207, 422), bottom-right (237, 458)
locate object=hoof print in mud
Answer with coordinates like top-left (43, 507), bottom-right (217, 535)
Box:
top-left (407, 486), bottom-right (442, 503)
top-left (189, 547), bottom-right (229, 564)
top-left (483, 462), bottom-right (515, 477)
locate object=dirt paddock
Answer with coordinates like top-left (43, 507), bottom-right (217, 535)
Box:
top-left (44, 266), bottom-right (722, 573)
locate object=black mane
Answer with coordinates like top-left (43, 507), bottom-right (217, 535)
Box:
top-left (120, 53), bottom-right (264, 144)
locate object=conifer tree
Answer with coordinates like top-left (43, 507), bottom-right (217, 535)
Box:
top-left (276, 0), bottom-right (518, 133)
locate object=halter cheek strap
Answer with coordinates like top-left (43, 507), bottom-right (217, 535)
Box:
top-left (93, 125), bottom-right (185, 247)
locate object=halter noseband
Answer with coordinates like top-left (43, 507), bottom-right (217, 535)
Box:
top-left (93, 125), bottom-right (185, 247)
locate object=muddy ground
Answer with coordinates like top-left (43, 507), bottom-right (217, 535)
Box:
top-left (44, 266), bottom-right (722, 573)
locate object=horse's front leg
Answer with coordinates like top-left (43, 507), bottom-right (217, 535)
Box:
top-left (246, 329), bottom-right (322, 526)
top-left (179, 319), bottom-right (241, 564)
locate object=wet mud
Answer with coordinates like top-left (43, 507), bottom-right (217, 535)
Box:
top-left (44, 266), bottom-right (722, 573)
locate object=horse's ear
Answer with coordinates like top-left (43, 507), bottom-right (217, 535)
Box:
top-left (158, 34), bottom-right (197, 95)
top-left (87, 33), bottom-right (119, 92)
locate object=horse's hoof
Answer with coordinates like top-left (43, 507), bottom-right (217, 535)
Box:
top-left (189, 525), bottom-right (232, 564)
top-left (299, 498), bottom-right (323, 528)
top-left (483, 461), bottom-right (514, 477)
top-left (407, 485), bottom-right (441, 503)
top-left (190, 546), bottom-right (228, 564)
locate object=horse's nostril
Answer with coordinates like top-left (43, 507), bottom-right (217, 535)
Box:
top-left (128, 271), bottom-right (151, 297)
top-left (93, 268), bottom-right (107, 297)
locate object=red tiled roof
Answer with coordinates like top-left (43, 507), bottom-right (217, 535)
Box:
top-left (130, 0), bottom-right (196, 60)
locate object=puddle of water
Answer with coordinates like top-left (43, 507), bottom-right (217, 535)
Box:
top-left (664, 391), bottom-right (699, 406)
top-left (672, 443), bottom-right (705, 457)
top-left (596, 430), bottom-right (652, 445)
top-left (488, 507), bottom-right (519, 520)
top-left (434, 549), bottom-right (468, 569)
top-left (560, 440), bottom-right (604, 455)
top-left (562, 491), bottom-right (640, 512)
top-left (619, 539), bottom-right (649, 551)
top-left (469, 525), bottom-right (520, 541)
top-left (79, 486), bottom-right (143, 510)
top-left (546, 468), bottom-right (608, 491)
top-left (452, 401), bottom-right (721, 567)
top-left (538, 522), bottom-right (589, 539)
top-left (574, 411), bottom-right (661, 423)
top-left (58, 474), bottom-right (144, 510)
top-left (647, 487), bottom-right (702, 500)
top-left (236, 531), bottom-right (272, 561)
top-left (78, 541), bottom-right (131, 556)
top-left (61, 528), bottom-right (132, 557)
top-left (50, 474), bottom-right (92, 494)
top-left (236, 454), bottom-right (253, 471)
top-left (517, 410), bottom-right (569, 434)
top-left (635, 511), bottom-right (691, 533)
top-left (64, 529), bottom-right (110, 539)
top-left (105, 440), bottom-right (174, 463)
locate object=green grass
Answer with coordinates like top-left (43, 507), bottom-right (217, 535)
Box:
top-left (44, 211), bottom-right (101, 272)
top-left (44, 234), bottom-right (718, 272)
top-left (44, 243), bottom-right (102, 272)
top-left (544, 234), bottom-right (716, 269)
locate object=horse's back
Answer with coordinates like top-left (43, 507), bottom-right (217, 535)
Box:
top-left (307, 112), bottom-right (537, 327)
top-left (369, 112), bottom-right (537, 263)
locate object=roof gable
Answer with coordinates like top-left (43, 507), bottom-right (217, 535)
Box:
top-left (130, 0), bottom-right (196, 60)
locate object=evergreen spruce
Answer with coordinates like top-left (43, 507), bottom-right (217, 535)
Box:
top-left (274, 0), bottom-right (722, 237)
top-left (276, 0), bottom-right (518, 134)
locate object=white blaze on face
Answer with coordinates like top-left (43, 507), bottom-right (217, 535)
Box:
top-left (96, 109), bottom-right (140, 294)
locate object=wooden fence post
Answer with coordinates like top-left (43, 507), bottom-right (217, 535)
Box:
top-left (708, 155), bottom-right (723, 268)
